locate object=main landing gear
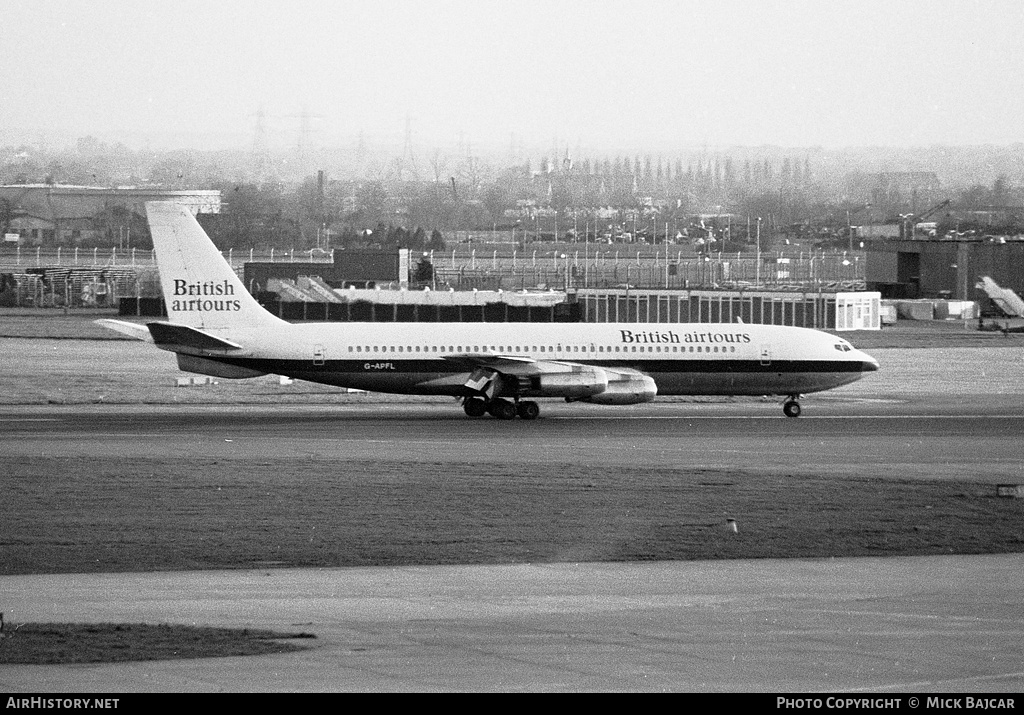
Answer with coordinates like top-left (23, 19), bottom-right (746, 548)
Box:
top-left (782, 396), bottom-right (802, 418)
top-left (463, 397), bottom-right (540, 420)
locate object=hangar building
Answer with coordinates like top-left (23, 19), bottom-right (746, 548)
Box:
top-left (0, 185), bottom-right (221, 247)
top-left (865, 238), bottom-right (1024, 303)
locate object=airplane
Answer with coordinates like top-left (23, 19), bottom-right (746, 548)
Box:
top-left (97, 201), bottom-right (878, 419)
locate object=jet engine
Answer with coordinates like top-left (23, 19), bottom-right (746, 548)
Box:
top-left (579, 370), bottom-right (657, 405)
top-left (532, 367), bottom-right (608, 399)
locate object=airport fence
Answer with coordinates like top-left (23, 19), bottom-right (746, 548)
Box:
top-left (0, 246), bottom-right (332, 271)
top-left (0, 244), bottom-right (865, 312)
top-left (1, 246), bottom-right (863, 290)
top-left (432, 252), bottom-right (864, 293)
top-left (0, 267), bottom-right (162, 310)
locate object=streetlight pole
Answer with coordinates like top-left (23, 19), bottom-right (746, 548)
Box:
top-left (756, 217), bottom-right (762, 286)
top-left (584, 216), bottom-right (589, 288)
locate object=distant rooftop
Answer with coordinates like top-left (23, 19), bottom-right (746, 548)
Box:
top-left (0, 184), bottom-right (220, 195)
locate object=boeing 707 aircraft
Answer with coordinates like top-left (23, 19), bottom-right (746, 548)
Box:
top-left (98, 202), bottom-right (878, 419)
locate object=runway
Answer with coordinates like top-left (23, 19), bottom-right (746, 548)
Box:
top-left (3, 397), bottom-right (1024, 481)
top-left (2, 556), bottom-right (1022, 692)
top-left (2, 341), bottom-right (1023, 692)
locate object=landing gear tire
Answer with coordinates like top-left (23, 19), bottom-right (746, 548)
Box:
top-left (488, 398), bottom-right (517, 420)
top-left (783, 400), bottom-right (802, 418)
top-left (463, 397), bottom-right (487, 418)
top-left (516, 400), bottom-right (540, 420)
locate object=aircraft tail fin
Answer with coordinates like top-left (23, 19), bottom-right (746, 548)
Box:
top-left (145, 201), bottom-right (284, 331)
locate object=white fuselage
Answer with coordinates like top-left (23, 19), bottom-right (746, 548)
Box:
top-left (183, 320), bottom-right (877, 398)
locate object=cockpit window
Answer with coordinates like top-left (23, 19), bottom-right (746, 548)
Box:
top-left (834, 343), bottom-right (852, 352)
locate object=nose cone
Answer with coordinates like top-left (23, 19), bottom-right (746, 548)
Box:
top-left (861, 352), bottom-right (880, 372)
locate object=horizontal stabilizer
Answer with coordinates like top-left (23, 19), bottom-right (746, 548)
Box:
top-left (94, 319), bottom-right (154, 342)
top-left (146, 322), bottom-right (243, 352)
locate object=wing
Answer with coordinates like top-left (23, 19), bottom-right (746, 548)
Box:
top-left (438, 353), bottom-right (654, 403)
top-left (438, 353), bottom-right (545, 396)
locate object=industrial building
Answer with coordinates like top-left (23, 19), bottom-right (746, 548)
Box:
top-left (0, 185), bottom-right (221, 246)
top-left (243, 247), bottom-right (408, 293)
top-left (865, 238), bottom-right (1024, 305)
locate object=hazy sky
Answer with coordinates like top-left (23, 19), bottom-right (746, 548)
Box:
top-left (3, 0), bottom-right (1023, 152)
